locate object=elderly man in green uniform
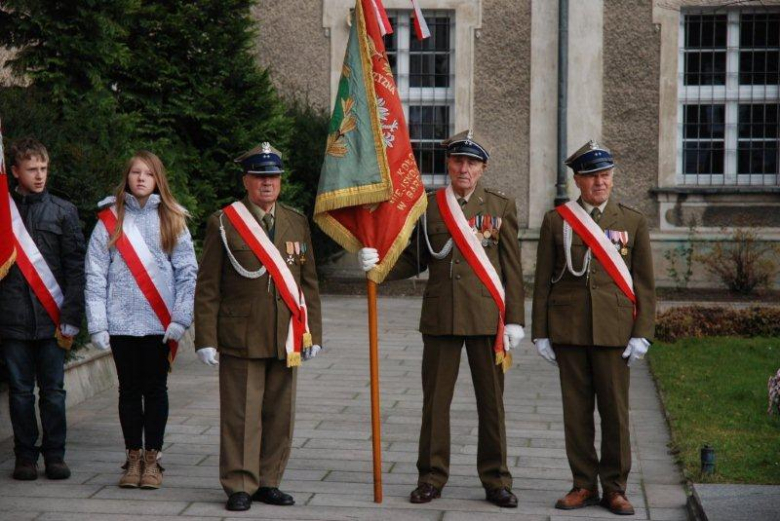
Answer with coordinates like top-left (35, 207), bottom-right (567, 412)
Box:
top-left (532, 140), bottom-right (656, 515)
top-left (194, 142), bottom-right (322, 512)
top-left (359, 130), bottom-right (525, 508)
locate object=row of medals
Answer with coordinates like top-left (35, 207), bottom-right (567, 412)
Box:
top-left (285, 241), bottom-right (307, 265)
top-left (472, 215), bottom-right (501, 247)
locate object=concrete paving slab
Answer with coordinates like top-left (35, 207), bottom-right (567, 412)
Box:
top-left (0, 296), bottom-right (687, 520)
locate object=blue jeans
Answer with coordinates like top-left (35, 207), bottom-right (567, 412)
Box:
top-left (1, 338), bottom-right (67, 461)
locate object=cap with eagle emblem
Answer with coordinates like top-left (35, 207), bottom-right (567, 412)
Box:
top-left (442, 129), bottom-right (490, 163)
top-left (565, 140), bottom-right (614, 175)
top-left (234, 141), bottom-right (284, 175)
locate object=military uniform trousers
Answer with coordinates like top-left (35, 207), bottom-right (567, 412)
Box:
top-left (219, 353), bottom-right (297, 495)
top-left (553, 344), bottom-right (631, 494)
top-left (418, 334), bottom-right (511, 491)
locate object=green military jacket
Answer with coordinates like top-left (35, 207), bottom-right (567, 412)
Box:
top-left (194, 197), bottom-right (322, 359)
top-left (389, 182), bottom-right (525, 335)
top-left (531, 198), bottom-right (656, 347)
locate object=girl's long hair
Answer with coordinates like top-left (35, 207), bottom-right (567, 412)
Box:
top-left (108, 151), bottom-right (188, 255)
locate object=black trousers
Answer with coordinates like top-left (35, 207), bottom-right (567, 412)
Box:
top-left (110, 335), bottom-right (169, 451)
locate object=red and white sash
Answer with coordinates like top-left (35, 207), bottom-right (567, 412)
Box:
top-left (97, 206), bottom-right (179, 363)
top-left (436, 186), bottom-right (511, 372)
top-left (556, 201), bottom-right (636, 309)
top-left (222, 201), bottom-right (312, 368)
top-left (8, 194), bottom-right (72, 348)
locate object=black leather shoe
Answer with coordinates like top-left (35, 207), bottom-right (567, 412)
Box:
top-left (486, 487), bottom-right (518, 508)
top-left (12, 458), bottom-right (37, 481)
top-left (253, 487), bottom-right (295, 506)
top-left (409, 483), bottom-right (441, 504)
top-left (44, 458), bottom-right (71, 480)
top-left (226, 492), bottom-right (252, 511)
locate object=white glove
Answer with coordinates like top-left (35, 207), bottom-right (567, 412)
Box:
top-left (197, 347), bottom-right (219, 366)
top-left (358, 247), bottom-right (379, 272)
top-left (162, 322), bottom-right (186, 343)
top-left (622, 337), bottom-right (650, 367)
top-left (534, 338), bottom-right (557, 366)
top-left (302, 344), bottom-right (322, 361)
top-left (59, 324), bottom-right (79, 337)
top-left (91, 331), bottom-right (111, 351)
top-left (503, 324), bottom-right (525, 351)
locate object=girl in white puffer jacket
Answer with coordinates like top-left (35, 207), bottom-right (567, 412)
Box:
top-left (85, 150), bottom-right (197, 490)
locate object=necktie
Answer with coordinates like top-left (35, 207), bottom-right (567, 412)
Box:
top-left (458, 198), bottom-right (467, 209)
top-left (262, 213), bottom-right (274, 240)
top-left (590, 207), bottom-right (602, 223)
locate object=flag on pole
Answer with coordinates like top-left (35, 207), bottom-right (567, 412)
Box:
top-left (410, 0), bottom-right (431, 40)
top-left (0, 120), bottom-right (16, 280)
top-left (314, 0), bottom-right (427, 283)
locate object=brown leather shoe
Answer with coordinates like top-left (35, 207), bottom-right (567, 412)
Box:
top-left (555, 487), bottom-right (600, 510)
top-left (600, 491), bottom-right (635, 515)
top-left (485, 487), bottom-right (518, 508)
top-left (409, 483), bottom-right (441, 504)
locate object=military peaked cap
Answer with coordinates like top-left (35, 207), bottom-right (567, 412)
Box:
top-left (234, 142), bottom-right (284, 175)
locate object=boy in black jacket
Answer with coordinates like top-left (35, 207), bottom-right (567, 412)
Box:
top-left (0, 138), bottom-right (85, 480)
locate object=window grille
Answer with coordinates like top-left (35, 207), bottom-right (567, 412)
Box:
top-left (385, 10), bottom-right (455, 187)
top-left (678, 9), bottom-right (779, 186)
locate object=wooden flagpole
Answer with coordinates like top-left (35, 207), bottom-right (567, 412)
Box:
top-left (367, 279), bottom-right (383, 503)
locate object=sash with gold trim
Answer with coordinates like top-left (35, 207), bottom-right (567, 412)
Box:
top-left (9, 194), bottom-right (73, 349)
top-left (436, 186), bottom-right (511, 372)
top-left (222, 201), bottom-right (312, 367)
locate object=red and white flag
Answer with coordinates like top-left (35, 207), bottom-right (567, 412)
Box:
top-left (410, 0), bottom-right (430, 40)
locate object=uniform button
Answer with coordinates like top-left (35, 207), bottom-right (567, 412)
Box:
top-left (592, 284), bottom-right (597, 289)
top-left (455, 259), bottom-right (461, 264)
top-left (455, 275), bottom-right (462, 280)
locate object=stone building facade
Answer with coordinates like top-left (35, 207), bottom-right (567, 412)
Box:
top-left (252, 0), bottom-right (779, 287)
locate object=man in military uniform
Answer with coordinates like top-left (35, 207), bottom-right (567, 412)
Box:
top-left (194, 143), bottom-right (322, 512)
top-left (359, 130), bottom-right (525, 508)
top-left (532, 141), bottom-right (656, 515)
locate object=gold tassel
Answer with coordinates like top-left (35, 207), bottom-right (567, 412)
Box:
top-left (495, 350), bottom-right (513, 373)
top-left (55, 329), bottom-right (74, 351)
top-left (287, 352), bottom-right (301, 368)
top-left (302, 332), bottom-right (313, 349)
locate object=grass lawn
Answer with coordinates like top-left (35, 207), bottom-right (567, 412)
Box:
top-left (648, 337), bottom-right (780, 484)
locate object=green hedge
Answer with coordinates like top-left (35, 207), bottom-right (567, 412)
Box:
top-left (656, 306), bottom-right (780, 343)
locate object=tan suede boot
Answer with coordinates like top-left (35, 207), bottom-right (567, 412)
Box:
top-left (140, 450), bottom-right (164, 489)
top-left (118, 449), bottom-right (143, 488)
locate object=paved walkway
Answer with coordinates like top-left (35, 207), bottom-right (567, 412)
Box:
top-left (0, 296), bottom-right (688, 520)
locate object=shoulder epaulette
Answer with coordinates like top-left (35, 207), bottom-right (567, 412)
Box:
top-left (279, 202), bottom-right (306, 217)
top-left (49, 195), bottom-right (76, 211)
top-left (484, 187), bottom-right (509, 200)
top-left (618, 202), bottom-right (643, 215)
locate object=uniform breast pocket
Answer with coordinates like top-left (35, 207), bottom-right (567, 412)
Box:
top-left (426, 222), bottom-right (451, 252)
top-left (229, 242), bottom-right (262, 270)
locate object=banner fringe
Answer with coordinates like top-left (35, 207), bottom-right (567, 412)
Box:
top-left (367, 194), bottom-right (427, 284)
top-left (0, 248), bottom-right (16, 281)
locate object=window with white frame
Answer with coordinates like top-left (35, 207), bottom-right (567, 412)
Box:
top-left (678, 8), bottom-right (779, 186)
top-left (385, 10), bottom-right (455, 187)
